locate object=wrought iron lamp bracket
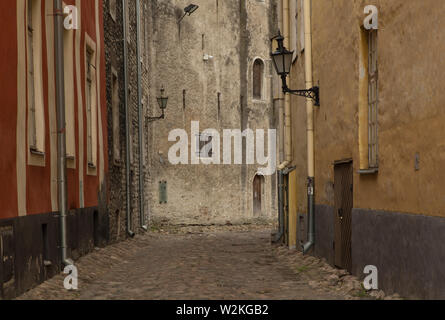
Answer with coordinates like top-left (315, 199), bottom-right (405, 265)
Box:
top-left (281, 76), bottom-right (320, 106)
top-left (147, 112), bottom-right (165, 123)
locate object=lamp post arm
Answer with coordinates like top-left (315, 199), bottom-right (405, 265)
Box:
top-left (281, 75), bottom-right (320, 106)
top-left (147, 110), bottom-right (166, 122)
top-left (178, 13), bottom-right (185, 24)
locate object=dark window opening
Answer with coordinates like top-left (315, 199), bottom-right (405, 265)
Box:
top-left (253, 59), bottom-right (264, 99)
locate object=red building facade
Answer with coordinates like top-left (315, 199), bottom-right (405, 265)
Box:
top-left (0, 0), bottom-right (108, 299)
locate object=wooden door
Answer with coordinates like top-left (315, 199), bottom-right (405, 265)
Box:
top-left (253, 175), bottom-right (262, 216)
top-left (334, 162), bottom-right (353, 272)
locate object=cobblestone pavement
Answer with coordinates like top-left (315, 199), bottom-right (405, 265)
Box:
top-left (17, 223), bottom-right (401, 300)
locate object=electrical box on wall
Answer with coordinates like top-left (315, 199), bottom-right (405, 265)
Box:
top-left (159, 181), bottom-right (167, 204)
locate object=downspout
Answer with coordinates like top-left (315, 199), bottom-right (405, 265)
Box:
top-left (277, 0), bottom-right (284, 165)
top-left (54, 0), bottom-right (72, 266)
top-left (123, 0), bottom-right (134, 237)
top-left (302, 0), bottom-right (315, 254)
top-left (274, 0), bottom-right (291, 243)
top-left (136, 0), bottom-right (148, 231)
top-left (277, 0), bottom-right (291, 172)
top-left (273, 0), bottom-right (285, 243)
top-left (273, 170), bottom-right (284, 242)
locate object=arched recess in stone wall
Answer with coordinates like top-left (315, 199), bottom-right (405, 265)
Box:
top-left (252, 58), bottom-right (264, 100)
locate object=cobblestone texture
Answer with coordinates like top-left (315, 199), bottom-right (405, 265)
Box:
top-left (17, 224), bottom-right (402, 300)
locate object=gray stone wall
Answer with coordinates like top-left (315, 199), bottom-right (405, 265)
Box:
top-left (105, 0), bottom-right (279, 230)
top-left (104, 0), bottom-right (151, 241)
top-left (146, 0), bottom-right (278, 225)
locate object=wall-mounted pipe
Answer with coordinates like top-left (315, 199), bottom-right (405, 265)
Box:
top-left (136, 0), bottom-right (148, 231)
top-left (123, 0), bottom-right (134, 237)
top-left (273, 170), bottom-right (284, 242)
top-left (54, 0), bottom-right (73, 266)
top-left (302, 0), bottom-right (315, 254)
top-left (277, 0), bottom-right (292, 172)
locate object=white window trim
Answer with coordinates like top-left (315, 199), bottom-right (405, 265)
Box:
top-left (27, 0), bottom-right (46, 167)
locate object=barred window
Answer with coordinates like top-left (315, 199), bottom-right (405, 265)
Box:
top-left (27, 0), bottom-right (36, 150)
top-left (85, 41), bottom-right (97, 170)
top-left (368, 30), bottom-right (378, 168)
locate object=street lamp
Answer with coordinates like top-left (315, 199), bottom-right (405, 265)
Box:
top-left (148, 88), bottom-right (168, 122)
top-left (178, 4), bottom-right (199, 23)
top-left (271, 30), bottom-right (320, 106)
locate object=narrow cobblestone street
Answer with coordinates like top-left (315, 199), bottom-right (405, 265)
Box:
top-left (17, 224), bottom-right (398, 300)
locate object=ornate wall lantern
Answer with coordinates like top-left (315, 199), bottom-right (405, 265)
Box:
top-left (271, 31), bottom-right (320, 106)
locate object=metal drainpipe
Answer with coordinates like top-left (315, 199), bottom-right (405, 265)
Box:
top-left (273, 170), bottom-right (284, 243)
top-left (123, 0), bottom-right (134, 237)
top-left (136, 0), bottom-right (148, 231)
top-left (302, 0), bottom-right (315, 254)
top-left (54, 0), bottom-right (72, 266)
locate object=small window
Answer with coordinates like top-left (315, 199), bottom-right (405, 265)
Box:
top-left (253, 59), bottom-right (264, 100)
top-left (196, 133), bottom-right (213, 158)
top-left (109, 0), bottom-right (116, 21)
top-left (63, 6), bottom-right (75, 162)
top-left (85, 38), bottom-right (97, 170)
top-left (111, 69), bottom-right (120, 163)
top-left (125, 1), bottom-right (130, 43)
top-left (27, 0), bottom-right (36, 150)
top-left (144, 4), bottom-right (149, 70)
top-left (299, 0), bottom-right (305, 52)
top-left (27, 0), bottom-right (45, 154)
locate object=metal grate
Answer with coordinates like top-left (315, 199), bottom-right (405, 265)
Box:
top-left (159, 181), bottom-right (167, 204)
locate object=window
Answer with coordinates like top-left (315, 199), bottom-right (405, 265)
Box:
top-left (27, 0), bottom-right (36, 149)
top-left (109, 0), bottom-right (116, 21)
top-left (125, 1), bottom-right (130, 43)
top-left (196, 133), bottom-right (213, 158)
top-left (358, 27), bottom-right (378, 173)
top-left (368, 30), bottom-right (378, 168)
top-left (27, 0), bottom-right (45, 154)
top-left (298, 0), bottom-right (305, 52)
top-left (290, 0), bottom-right (297, 60)
top-left (85, 38), bottom-right (97, 170)
top-left (253, 59), bottom-right (264, 99)
top-left (144, 3), bottom-right (149, 70)
top-left (111, 69), bottom-right (120, 163)
top-left (63, 6), bottom-right (75, 162)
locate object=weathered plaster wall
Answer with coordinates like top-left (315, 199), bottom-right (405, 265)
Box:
top-left (286, 0), bottom-right (445, 299)
top-left (146, 0), bottom-right (278, 225)
top-left (290, 0), bottom-right (445, 218)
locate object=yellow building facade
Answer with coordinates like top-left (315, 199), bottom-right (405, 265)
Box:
top-left (276, 0), bottom-right (445, 299)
